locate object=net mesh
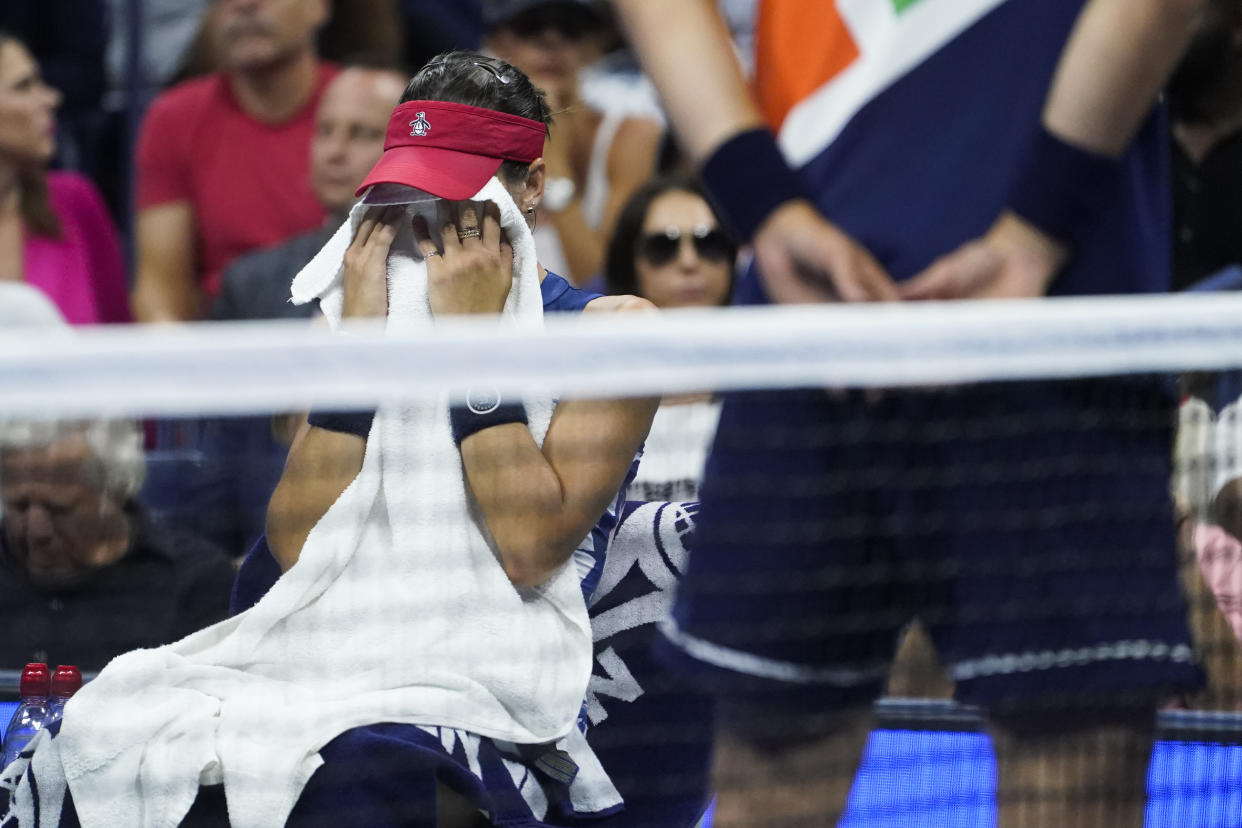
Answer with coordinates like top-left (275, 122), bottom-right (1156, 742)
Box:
top-left (1, 297), bottom-right (1241, 827)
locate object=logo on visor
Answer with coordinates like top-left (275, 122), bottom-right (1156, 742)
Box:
top-left (409, 111), bottom-right (431, 137)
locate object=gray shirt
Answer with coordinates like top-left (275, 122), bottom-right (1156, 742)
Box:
top-left (212, 229), bottom-right (329, 322)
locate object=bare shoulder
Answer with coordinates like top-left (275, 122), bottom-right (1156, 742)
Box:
top-left (583, 294), bottom-right (659, 314)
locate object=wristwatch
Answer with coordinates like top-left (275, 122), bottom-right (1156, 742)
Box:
top-left (542, 177), bottom-right (577, 213)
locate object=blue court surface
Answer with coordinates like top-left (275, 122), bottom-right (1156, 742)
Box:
top-left (686, 728), bottom-right (1242, 828)
top-left (2, 699), bottom-right (1237, 826)
top-left (836, 729), bottom-right (1242, 827)
top-left (701, 724), bottom-right (1242, 828)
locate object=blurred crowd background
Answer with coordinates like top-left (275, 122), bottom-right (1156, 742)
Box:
top-left (0, 0), bottom-right (756, 673)
top-left (0, 0), bottom-right (1235, 324)
top-left (1, 0), bottom-right (1241, 701)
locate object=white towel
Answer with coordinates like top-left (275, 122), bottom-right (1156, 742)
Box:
top-left (49, 179), bottom-right (607, 828)
top-left (1, 729), bottom-right (67, 828)
top-left (1215, 397), bottom-right (1242, 501)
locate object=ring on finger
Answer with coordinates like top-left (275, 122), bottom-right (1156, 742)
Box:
top-left (457, 227), bottom-right (481, 240)
top-left (423, 250), bottom-right (441, 259)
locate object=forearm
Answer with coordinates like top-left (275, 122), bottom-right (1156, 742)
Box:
top-left (1045, 0), bottom-right (1206, 155)
top-left (265, 205), bottom-right (392, 570)
top-left (131, 270), bottom-right (201, 322)
top-left (461, 396), bottom-right (658, 587)
top-left (266, 424), bottom-right (366, 570)
top-left (547, 205), bottom-right (602, 285)
top-left (133, 205), bottom-right (201, 322)
top-left (614, 0), bottom-right (762, 163)
top-left (948, 0), bottom-right (1208, 297)
top-left (460, 423), bottom-right (570, 586)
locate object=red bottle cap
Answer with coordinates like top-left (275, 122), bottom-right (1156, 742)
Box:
top-left (51, 665), bottom-right (82, 698)
top-left (18, 662), bottom-right (50, 698)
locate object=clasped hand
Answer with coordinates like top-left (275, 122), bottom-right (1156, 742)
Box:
top-left (753, 203), bottom-right (1068, 305)
top-left (341, 200), bottom-right (514, 319)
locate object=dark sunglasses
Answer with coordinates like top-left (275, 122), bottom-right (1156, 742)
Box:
top-left (506, 6), bottom-right (600, 40)
top-left (636, 226), bottom-right (736, 267)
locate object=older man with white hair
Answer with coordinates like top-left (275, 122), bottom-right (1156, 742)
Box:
top-left (0, 418), bottom-right (236, 671)
top-left (0, 284), bottom-right (65, 328)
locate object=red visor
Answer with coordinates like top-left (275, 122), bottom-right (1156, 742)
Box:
top-left (356, 101), bottom-right (547, 200)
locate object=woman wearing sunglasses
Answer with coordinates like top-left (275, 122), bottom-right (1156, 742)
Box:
top-left (606, 176), bottom-right (736, 311)
top-left (483, 0), bottom-right (663, 287)
top-left (606, 176), bottom-right (737, 503)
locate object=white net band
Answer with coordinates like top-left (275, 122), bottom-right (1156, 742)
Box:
top-left (4, 293), bottom-right (1242, 420)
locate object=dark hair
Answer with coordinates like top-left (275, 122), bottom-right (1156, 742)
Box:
top-left (402, 52), bottom-right (551, 184)
top-left (605, 175), bottom-right (736, 302)
top-left (0, 31), bottom-right (59, 239)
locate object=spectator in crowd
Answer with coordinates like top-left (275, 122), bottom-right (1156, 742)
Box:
top-left (484, 0), bottom-right (662, 286)
top-left (105, 0), bottom-right (211, 99)
top-left (606, 176), bottom-right (735, 503)
top-left (101, 1), bottom-right (212, 243)
top-left (0, 31), bottom-right (129, 325)
top-left (0, 419), bottom-right (235, 672)
top-left (1168, 0), bottom-right (1242, 291)
top-left (213, 65), bottom-right (407, 321)
top-left (574, 14), bottom-right (664, 126)
top-left (1192, 523), bottom-right (1242, 647)
top-left (130, 0), bottom-right (337, 322)
top-left (173, 1), bottom-right (405, 86)
top-left (169, 65), bottom-right (406, 565)
top-left (1171, 395), bottom-right (1242, 709)
top-left (1181, 518), bottom-right (1242, 711)
top-left (605, 177), bottom-right (736, 311)
top-left (0, 1), bottom-right (109, 178)
top-left (1208, 395), bottom-right (1242, 612)
top-left (617, 0), bottom-right (1209, 825)
top-left (0, 283), bottom-right (65, 327)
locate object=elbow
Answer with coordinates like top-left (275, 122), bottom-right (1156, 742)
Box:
top-left (487, 476), bottom-right (574, 588)
top-left (615, 295), bottom-right (659, 314)
top-left (497, 532), bottom-right (571, 589)
top-left (265, 483), bottom-right (300, 571)
top-left (502, 559), bottom-right (556, 589)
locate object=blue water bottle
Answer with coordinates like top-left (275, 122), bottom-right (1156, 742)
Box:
top-left (2, 663), bottom-right (51, 767)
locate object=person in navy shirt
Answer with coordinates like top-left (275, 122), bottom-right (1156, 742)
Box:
top-left (615, 1), bottom-right (1210, 826)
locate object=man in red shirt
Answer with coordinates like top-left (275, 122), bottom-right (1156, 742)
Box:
top-left (131, 0), bottom-right (337, 322)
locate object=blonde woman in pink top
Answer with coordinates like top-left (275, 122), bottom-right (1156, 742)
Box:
top-left (0, 31), bottom-right (129, 325)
